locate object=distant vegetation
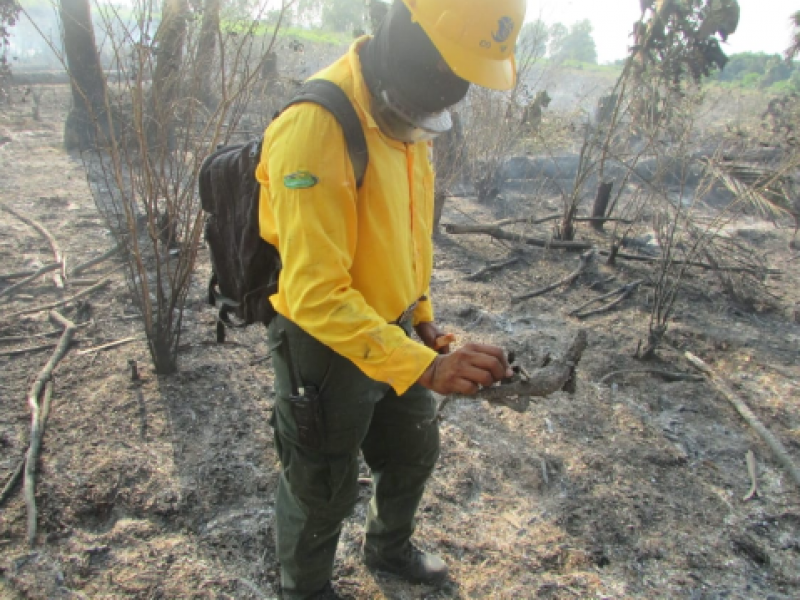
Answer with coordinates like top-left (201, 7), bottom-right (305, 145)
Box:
top-left (518, 18), bottom-right (599, 65)
top-left (714, 52), bottom-right (800, 92)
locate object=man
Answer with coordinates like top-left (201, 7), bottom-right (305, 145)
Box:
top-left (256, 1), bottom-right (526, 598)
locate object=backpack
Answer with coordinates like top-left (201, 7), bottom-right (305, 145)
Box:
top-left (199, 79), bottom-right (369, 342)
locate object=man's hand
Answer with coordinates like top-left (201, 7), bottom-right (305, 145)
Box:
top-left (417, 343), bottom-right (513, 396)
top-left (414, 321), bottom-right (453, 354)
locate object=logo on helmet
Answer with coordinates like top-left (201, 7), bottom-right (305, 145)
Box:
top-left (492, 16), bottom-right (514, 43)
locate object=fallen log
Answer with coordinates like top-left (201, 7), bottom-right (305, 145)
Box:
top-left (475, 214), bottom-right (633, 229)
top-left (685, 352), bottom-right (800, 493)
top-left (443, 222), bottom-right (780, 274)
top-left (513, 250), bottom-right (595, 302)
top-left (489, 214), bottom-right (560, 227)
top-left (444, 223), bottom-right (593, 251)
top-left (23, 311), bottom-right (76, 545)
top-left (24, 380), bottom-right (53, 545)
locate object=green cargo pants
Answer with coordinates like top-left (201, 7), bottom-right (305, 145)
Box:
top-left (267, 315), bottom-right (440, 600)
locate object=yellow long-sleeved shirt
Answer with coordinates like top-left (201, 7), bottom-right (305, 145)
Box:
top-left (256, 38), bottom-right (438, 395)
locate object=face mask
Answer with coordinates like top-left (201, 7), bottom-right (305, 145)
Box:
top-left (371, 89), bottom-right (452, 143)
top-left (359, 2), bottom-right (469, 143)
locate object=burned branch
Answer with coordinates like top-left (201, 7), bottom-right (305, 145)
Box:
top-left (20, 311), bottom-right (76, 544)
top-left (599, 369), bottom-right (703, 385)
top-left (445, 224), bottom-right (774, 274)
top-left (569, 280), bottom-right (644, 319)
top-left (0, 277), bottom-right (111, 322)
top-left (69, 244), bottom-right (121, 277)
top-left (513, 250), bottom-right (595, 302)
top-left (444, 223), bottom-right (592, 250)
top-left (0, 203), bottom-right (66, 287)
top-left (686, 352), bottom-right (800, 493)
top-left (474, 330), bottom-right (588, 412)
top-left (0, 263), bottom-right (62, 300)
top-left (466, 256), bottom-right (521, 282)
top-left (0, 343), bottom-right (59, 358)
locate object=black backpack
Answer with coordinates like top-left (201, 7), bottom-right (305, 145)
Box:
top-left (199, 79), bottom-right (369, 342)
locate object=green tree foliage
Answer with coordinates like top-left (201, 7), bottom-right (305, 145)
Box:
top-left (716, 52), bottom-right (800, 90)
top-left (549, 19), bottom-right (597, 64)
top-left (0, 0), bottom-right (17, 43)
top-left (547, 22), bottom-right (567, 57)
top-left (297, 0), bottom-right (363, 33)
top-left (787, 10), bottom-right (800, 60)
top-left (517, 19), bottom-right (548, 59)
top-left (323, 0), bottom-right (362, 33)
top-left (1, 0), bottom-right (20, 87)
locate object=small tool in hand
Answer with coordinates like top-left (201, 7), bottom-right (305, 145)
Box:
top-left (433, 333), bottom-right (456, 351)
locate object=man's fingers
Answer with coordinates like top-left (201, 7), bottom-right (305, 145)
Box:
top-left (450, 377), bottom-right (479, 396)
top-left (464, 343), bottom-right (510, 366)
top-left (419, 342), bottom-right (513, 395)
top-left (458, 364), bottom-right (498, 388)
top-left (458, 346), bottom-right (510, 381)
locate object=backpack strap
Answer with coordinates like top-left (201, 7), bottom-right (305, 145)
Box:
top-left (280, 79), bottom-right (369, 188)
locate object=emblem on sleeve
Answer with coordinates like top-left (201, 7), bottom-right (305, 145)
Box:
top-left (283, 170), bottom-right (319, 189)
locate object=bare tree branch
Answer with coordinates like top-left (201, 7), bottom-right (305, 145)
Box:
top-left (0, 263), bottom-right (62, 300)
top-left (0, 277), bottom-right (111, 322)
top-left (686, 352), bottom-right (800, 493)
top-left (599, 369), bottom-right (703, 384)
top-left (69, 244), bottom-right (121, 277)
top-left (444, 223), bottom-right (592, 250)
top-left (570, 280), bottom-right (644, 319)
top-left (0, 204), bottom-right (66, 287)
top-left (466, 256), bottom-right (521, 281)
top-left (22, 311), bottom-right (76, 544)
top-left (513, 250), bottom-right (595, 302)
top-left (0, 343), bottom-right (59, 358)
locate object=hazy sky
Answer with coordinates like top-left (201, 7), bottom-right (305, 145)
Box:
top-left (529, 0), bottom-right (798, 63)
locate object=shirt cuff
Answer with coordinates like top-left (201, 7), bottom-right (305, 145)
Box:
top-left (375, 338), bottom-right (438, 395)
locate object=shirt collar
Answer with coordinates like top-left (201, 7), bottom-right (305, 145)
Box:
top-left (348, 36), bottom-right (379, 131)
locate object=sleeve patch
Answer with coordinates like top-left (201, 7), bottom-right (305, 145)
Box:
top-left (284, 171), bottom-right (319, 189)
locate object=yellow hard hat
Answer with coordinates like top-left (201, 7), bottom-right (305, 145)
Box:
top-left (401, 0), bottom-right (526, 91)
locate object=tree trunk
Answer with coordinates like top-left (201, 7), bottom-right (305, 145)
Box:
top-left (148, 0), bottom-right (189, 151)
top-left (59, 0), bottom-right (110, 150)
top-left (149, 327), bottom-right (178, 375)
top-left (192, 0), bottom-right (220, 109)
top-left (590, 180), bottom-right (614, 232)
top-left (558, 205), bottom-right (577, 241)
